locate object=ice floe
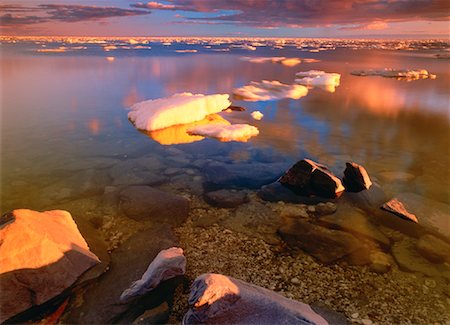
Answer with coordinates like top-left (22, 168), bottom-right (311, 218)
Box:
top-left (351, 68), bottom-right (436, 80)
top-left (175, 49), bottom-right (197, 53)
top-left (241, 56), bottom-right (318, 67)
top-left (187, 124), bottom-right (259, 142)
top-left (233, 80), bottom-right (308, 101)
top-left (128, 93), bottom-right (231, 131)
top-left (251, 111), bottom-right (264, 120)
top-left (295, 70), bottom-right (341, 93)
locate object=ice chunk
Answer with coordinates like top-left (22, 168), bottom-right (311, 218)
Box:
top-left (251, 111), bottom-right (264, 120)
top-left (175, 49), bottom-right (197, 53)
top-left (233, 80), bottom-right (308, 101)
top-left (128, 93), bottom-right (231, 131)
top-left (241, 56), bottom-right (302, 66)
top-left (187, 124), bottom-right (259, 142)
top-left (351, 68), bottom-right (436, 80)
top-left (295, 70), bottom-right (341, 92)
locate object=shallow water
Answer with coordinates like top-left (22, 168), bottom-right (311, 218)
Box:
top-left (1, 40), bottom-right (450, 320)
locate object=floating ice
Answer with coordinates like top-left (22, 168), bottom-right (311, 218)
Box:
top-left (351, 68), bottom-right (436, 80)
top-left (187, 123), bottom-right (259, 142)
top-left (295, 70), bottom-right (341, 93)
top-left (241, 57), bottom-right (308, 67)
top-left (251, 111), bottom-right (264, 120)
top-left (175, 49), bottom-right (197, 53)
top-left (233, 80), bottom-right (308, 101)
top-left (128, 93), bottom-right (231, 131)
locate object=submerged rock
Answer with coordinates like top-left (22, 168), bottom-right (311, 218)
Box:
top-left (279, 159), bottom-right (345, 199)
top-left (120, 247), bottom-right (186, 303)
top-left (342, 162), bottom-right (372, 192)
top-left (416, 235), bottom-right (450, 264)
top-left (61, 225), bottom-right (181, 324)
top-left (119, 186), bottom-right (190, 226)
top-left (183, 273), bottom-right (328, 325)
top-left (204, 189), bottom-right (248, 208)
top-left (0, 209), bottom-right (100, 323)
top-left (369, 251), bottom-right (393, 274)
top-left (279, 218), bottom-right (362, 264)
top-left (258, 182), bottom-right (332, 204)
top-left (381, 198), bottom-right (418, 223)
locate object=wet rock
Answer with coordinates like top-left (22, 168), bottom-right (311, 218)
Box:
top-left (279, 159), bottom-right (345, 199)
top-left (392, 239), bottom-right (450, 280)
top-left (341, 183), bottom-right (386, 210)
top-left (183, 273), bottom-right (328, 325)
top-left (0, 209), bottom-right (100, 323)
top-left (132, 302), bottom-right (170, 324)
top-left (225, 105), bottom-right (246, 112)
top-left (61, 225), bottom-right (181, 324)
top-left (279, 218), bottom-right (362, 264)
top-left (369, 251), bottom-right (393, 274)
top-left (315, 202), bottom-right (337, 216)
top-left (311, 303), bottom-right (348, 325)
top-left (381, 198), bottom-right (418, 223)
top-left (394, 193), bottom-right (450, 240)
top-left (120, 247), bottom-right (186, 303)
top-left (119, 186), bottom-right (189, 226)
top-left (278, 204), bottom-right (309, 219)
top-left (318, 206), bottom-right (391, 249)
top-left (416, 235), bottom-right (450, 264)
top-left (258, 182), bottom-right (333, 204)
top-left (204, 189), bottom-right (248, 208)
top-left (109, 158), bottom-right (165, 186)
top-left (203, 161), bottom-right (290, 190)
top-left (343, 162), bottom-right (372, 192)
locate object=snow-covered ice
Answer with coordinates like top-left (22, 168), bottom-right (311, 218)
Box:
top-left (187, 124), bottom-right (259, 142)
top-left (295, 70), bottom-right (341, 92)
top-left (233, 80), bottom-right (308, 101)
top-left (241, 56), bottom-right (306, 67)
top-left (251, 111), bottom-right (264, 120)
top-left (351, 68), bottom-right (436, 80)
top-left (128, 93), bottom-right (231, 131)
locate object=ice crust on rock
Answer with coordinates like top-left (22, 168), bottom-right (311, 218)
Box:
top-left (351, 68), bottom-right (436, 80)
top-left (128, 93), bottom-right (231, 131)
top-left (295, 70), bottom-right (341, 92)
top-left (187, 123), bottom-right (259, 142)
top-left (233, 80), bottom-right (308, 101)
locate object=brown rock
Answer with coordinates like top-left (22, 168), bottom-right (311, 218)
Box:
top-left (381, 198), bottom-right (418, 223)
top-left (369, 251), bottom-right (392, 274)
top-left (278, 219), bottom-right (362, 264)
top-left (416, 234), bottom-right (450, 264)
top-left (204, 189), bottom-right (248, 208)
top-left (279, 159), bottom-right (345, 199)
top-left (0, 209), bottom-right (100, 323)
top-left (119, 186), bottom-right (190, 226)
top-left (343, 162), bottom-right (372, 192)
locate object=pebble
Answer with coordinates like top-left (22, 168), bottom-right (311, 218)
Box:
top-left (361, 318), bottom-right (373, 325)
top-left (352, 312), bottom-right (359, 319)
top-left (291, 277), bottom-right (300, 285)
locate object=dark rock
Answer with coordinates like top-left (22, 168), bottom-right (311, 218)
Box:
top-left (203, 161), bottom-right (290, 190)
top-left (183, 273), bottom-right (327, 325)
top-left (225, 105), bottom-right (246, 112)
top-left (119, 186), bottom-right (189, 226)
top-left (311, 303), bottom-right (348, 325)
top-left (381, 198), bottom-right (418, 223)
top-left (0, 209), bottom-right (100, 323)
top-left (132, 302), bottom-right (170, 324)
top-left (120, 247), bottom-right (186, 303)
top-left (318, 206), bottom-right (391, 249)
top-left (258, 182), bottom-right (333, 204)
top-left (315, 202), bottom-right (337, 216)
top-left (109, 158), bottom-right (165, 186)
top-left (341, 183), bottom-right (386, 210)
top-left (278, 219), bottom-right (362, 264)
top-left (204, 189), bottom-right (248, 208)
top-left (279, 159), bottom-right (345, 199)
top-left (61, 225), bottom-right (181, 324)
top-left (392, 239), bottom-right (450, 280)
top-left (416, 234), bottom-right (450, 264)
top-left (343, 162), bottom-right (372, 192)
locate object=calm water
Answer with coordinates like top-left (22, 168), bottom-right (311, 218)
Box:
top-left (1, 40), bottom-right (449, 211)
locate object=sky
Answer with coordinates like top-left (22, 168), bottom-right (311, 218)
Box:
top-left (1, 0), bottom-right (449, 38)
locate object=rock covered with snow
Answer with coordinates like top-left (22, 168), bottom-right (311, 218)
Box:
top-left (295, 70), bottom-right (341, 92)
top-left (0, 209), bottom-right (100, 323)
top-left (128, 93), bottom-right (231, 131)
top-left (187, 123), bottom-right (259, 142)
top-left (183, 273), bottom-right (328, 325)
top-left (351, 68), bottom-right (436, 80)
top-left (233, 80), bottom-right (308, 101)
top-left (120, 247), bottom-right (186, 303)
